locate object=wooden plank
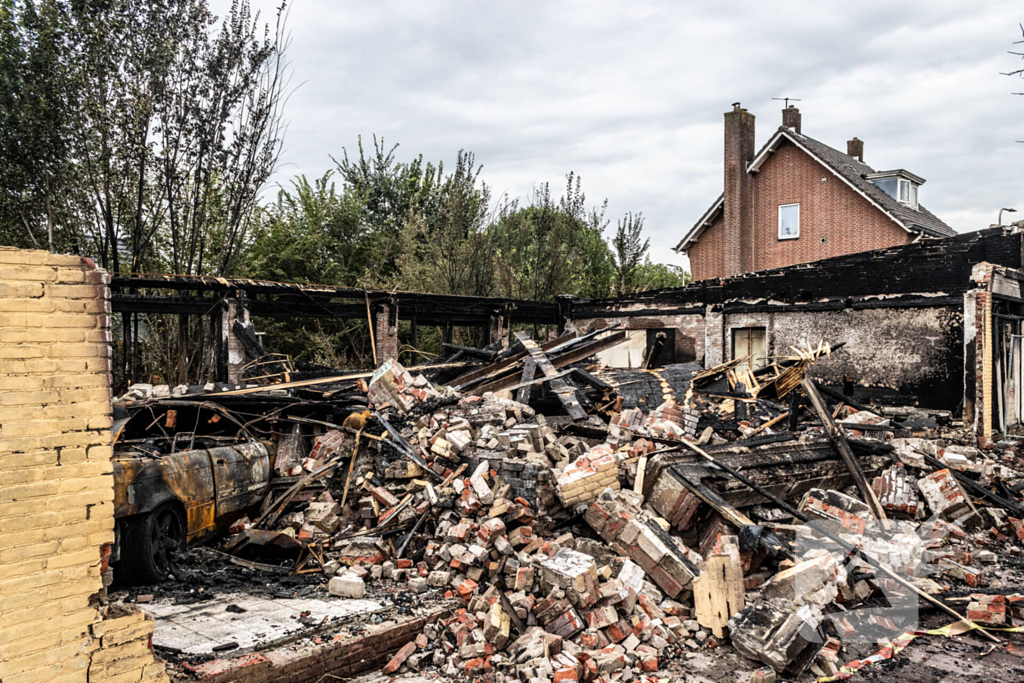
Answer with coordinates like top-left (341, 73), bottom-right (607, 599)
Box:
top-left (667, 468), bottom-right (755, 531)
top-left (570, 367), bottom-right (613, 392)
top-left (800, 376), bottom-right (888, 523)
top-left (450, 331), bottom-right (575, 390)
top-left (633, 455), bottom-right (648, 496)
top-left (738, 411), bottom-right (789, 439)
top-left (692, 539), bottom-right (745, 639)
top-left (515, 357), bottom-right (538, 404)
top-left (515, 332), bottom-right (588, 421)
top-left (471, 331), bottom-right (628, 396)
top-left (207, 362), bottom-right (472, 396)
top-left (545, 331), bottom-right (628, 370)
top-left (442, 343), bottom-right (498, 360)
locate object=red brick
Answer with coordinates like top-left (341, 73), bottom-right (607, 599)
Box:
top-left (553, 667), bottom-right (579, 682)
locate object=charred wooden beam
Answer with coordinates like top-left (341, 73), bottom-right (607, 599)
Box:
top-left (801, 376), bottom-right (888, 521)
top-left (109, 274), bottom-right (562, 326)
top-left (515, 332), bottom-right (587, 422)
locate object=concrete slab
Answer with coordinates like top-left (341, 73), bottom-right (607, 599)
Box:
top-left (143, 591), bottom-right (384, 656)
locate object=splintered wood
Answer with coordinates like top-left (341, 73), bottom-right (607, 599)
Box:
top-left (693, 535), bottom-right (745, 639)
top-left (515, 332), bottom-right (588, 422)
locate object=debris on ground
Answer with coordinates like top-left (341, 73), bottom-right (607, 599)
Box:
top-left (106, 333), bottom-right (1024, 681)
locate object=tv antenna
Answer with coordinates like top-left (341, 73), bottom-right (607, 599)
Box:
top-left (772, 97), bottom-right (801, 108)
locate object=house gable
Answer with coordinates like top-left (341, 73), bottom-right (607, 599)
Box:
top-left (745, 138), bottom-right (911, 273)
top-left (677, 105), bottom-right (955, 282)
top-left (685, 211), bottom-right (727, 280)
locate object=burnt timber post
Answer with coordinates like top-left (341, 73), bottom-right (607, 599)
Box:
top-left (374, 301), bottom-right (399, 364)
top-left (216, 294), bottom-right (249, 384)
top-left (409, 317), bottom-right (419, 364)
top-left (488, 314), bottom-right (510, 349)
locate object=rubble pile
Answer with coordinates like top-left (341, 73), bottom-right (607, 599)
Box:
top-left (109, 335), bottom-right (1024, 682)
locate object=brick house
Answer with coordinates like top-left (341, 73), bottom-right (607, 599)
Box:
top-left (675, 103), bottom-right (955, 282)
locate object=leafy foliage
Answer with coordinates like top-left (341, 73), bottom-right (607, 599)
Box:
top-left (0, 0), bottom-right (288, 275)
top-left (0, 2), bottom-right (689, 381)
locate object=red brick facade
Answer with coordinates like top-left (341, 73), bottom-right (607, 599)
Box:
top-left (688, 140), bottom-right (913, 281)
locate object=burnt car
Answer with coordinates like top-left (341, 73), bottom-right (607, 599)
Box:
top-left (111, 400), bottom-right (274, 584)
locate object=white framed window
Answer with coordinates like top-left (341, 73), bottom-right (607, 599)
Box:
top-left (897, 179), bottom-right (919, 209)
top-left (778, 203), bottom-right (799, 240)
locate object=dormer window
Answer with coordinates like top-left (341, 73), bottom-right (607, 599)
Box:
top-left (897, 179), bottom-right (918, 209)
top-left (865, 169), bottom-right (924, 211)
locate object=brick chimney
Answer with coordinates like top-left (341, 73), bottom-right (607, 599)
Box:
top-left (781, 105), bottom-right (801, 134)
top-left (847, 137), bottom-right (864, 162)
top-left (724, 103), bottom-right (755, 277)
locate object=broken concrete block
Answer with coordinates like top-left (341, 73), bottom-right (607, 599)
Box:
top-left (447, 429), bottom-right (472, 453)
top-left (760, 554), bottom-right (842, 609)
top-left (617, 558), bottom-right (646, 594)
top-left (539, 548), bottom-right (600, 606)
top-left (427, 570), bottom-right (451, 587)
top-left (304, 501), bottom-right (341, 534)
top-left (556, 444), bottom-right (620, 507)
top-left (470, 461), bottom-right (495, 505)
top-left (798, 489), bottom-right (871, 534)
top-left (336, 536), bottom-right (387, 566)
top-left (918, 469), bottom-right (971, 520)
top-left (328, 573), bottom-right (366, 599)
top-left (126, 383), bottom-right (153, 399)
top-left (615, 632), bottom-right (637, 654)
top-left (729, 598), bottom-right (826, 675)
top-left (586, 646), bottom-right (626, 674)
top-left (872, 464), bottom-right (919, 515)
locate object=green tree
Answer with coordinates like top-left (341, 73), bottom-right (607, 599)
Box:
top-left (612, 211), bottom-right (649, 295)
top-left (333, 135), bottom-right (445, 280)
top-left (245, 171), bottom-right (367, 285)
top-left (391, 151), bottom-right (494, 296)
top-left (0, 0), bottom-right (76, 251)
top-left (636, 262), bottom-right (690, 290)
top-left (488, 174), bottom-right (615, 302)
top-left (0, 0), bottom-right (288, 276)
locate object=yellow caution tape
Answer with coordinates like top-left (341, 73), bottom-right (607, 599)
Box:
top-left (816, 620), bottom-right (1024, 682)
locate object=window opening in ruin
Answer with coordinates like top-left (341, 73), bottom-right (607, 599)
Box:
top-left (643, 328), bottom-right (676, 368)
top-left (732, 327), bottom-right (767, 370)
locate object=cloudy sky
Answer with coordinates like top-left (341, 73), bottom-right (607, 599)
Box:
top-left (225, 0), bottom-right (1023, 268)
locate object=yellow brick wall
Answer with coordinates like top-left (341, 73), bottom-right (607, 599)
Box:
top-left (0, 247), bottom-right (168, 683)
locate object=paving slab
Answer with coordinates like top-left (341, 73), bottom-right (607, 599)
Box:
top-left (142, 591), bottom-right (383, 655)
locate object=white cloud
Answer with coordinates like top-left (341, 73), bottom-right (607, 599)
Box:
top-left (220, 0), bottom-right (1024, 272)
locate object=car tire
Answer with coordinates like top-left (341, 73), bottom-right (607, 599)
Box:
top-left (119, 503), bottom-right (185, 585)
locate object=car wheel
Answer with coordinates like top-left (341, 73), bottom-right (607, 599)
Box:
top-left (120, 504), bottom-right (185, 585)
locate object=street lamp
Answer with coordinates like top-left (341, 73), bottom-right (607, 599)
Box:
top-left (1000, 208), bottom-right (1017, 225)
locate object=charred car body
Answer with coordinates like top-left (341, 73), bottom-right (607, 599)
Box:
top-left (111, 401), bottom-right (274, 583)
